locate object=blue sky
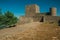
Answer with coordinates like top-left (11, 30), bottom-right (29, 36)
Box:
top-left (0, 0), bottom-right (60, 17)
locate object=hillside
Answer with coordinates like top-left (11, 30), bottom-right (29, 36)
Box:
top-left (0, 22), bottom-right (60, 40)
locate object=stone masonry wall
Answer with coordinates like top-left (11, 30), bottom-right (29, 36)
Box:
top-left (44, 16), bottom-right (60, 23)
top-left (17, 16), bottom-right (33, 25)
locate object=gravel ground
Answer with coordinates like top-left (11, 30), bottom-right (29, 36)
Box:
top-left (0, 22), bottom-right (60, 40)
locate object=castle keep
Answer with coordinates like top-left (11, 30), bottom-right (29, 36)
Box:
top-left (18, 4), bottom-right (60, 25)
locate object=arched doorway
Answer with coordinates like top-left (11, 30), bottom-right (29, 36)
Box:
top-left (40, 16), bottom-right (44, 22)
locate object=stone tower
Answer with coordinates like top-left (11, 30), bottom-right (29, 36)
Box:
top-left (50, 7), bottom-right (57, 16)
top-left (25, 4), bottom-right (40, 17)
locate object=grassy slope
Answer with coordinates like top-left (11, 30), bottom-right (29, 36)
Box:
top-left (0, 22), bottom-right (60, 40)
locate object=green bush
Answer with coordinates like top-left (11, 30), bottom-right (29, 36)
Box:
top-left (0, 10), bottom-right (18, 29)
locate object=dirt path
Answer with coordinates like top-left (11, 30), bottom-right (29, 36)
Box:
top-left (0, 22), bottom-right (60, 40)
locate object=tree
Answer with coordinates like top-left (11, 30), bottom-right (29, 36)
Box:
top-left (0, 9), bottom-right (7, 29)
top-left (4, 11), bottom-right (18, 27)
top-left (0, 8), bottom-right (3, 25)
top-left (0, 10), bottom-right (18, 29)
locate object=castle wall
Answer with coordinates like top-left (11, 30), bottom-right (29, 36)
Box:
top-left (31, 13), bottom-right (45, 22)
top-left (18, 4), bottom-right (60, 26)
top-left (17, 16), bottom-right (33, 25)
top-left (32, 16), bottom-right (43, 22)
top-left (44, 16), bottom-right (60, 23)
